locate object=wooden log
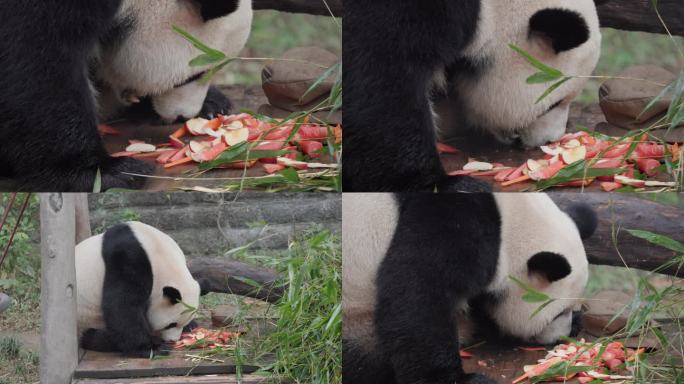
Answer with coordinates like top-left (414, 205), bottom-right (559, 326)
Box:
top-left (251, 0), bottom-right (684, 36)
top-left (550, 193), bottom-right (684, 277)
top-left (597, 0), bottom-right (684, 37)
top-left (253, 0), bottom-right (342, 17)
top-left (187, 258), bottom-right (284, 303)
top-left (40, 194), bottom-right (78, 384)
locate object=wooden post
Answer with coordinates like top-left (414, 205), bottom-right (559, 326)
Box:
top-left (40, 194), bottom-right (78, 384)
top-left (74, 193), bottom-right (91, 244)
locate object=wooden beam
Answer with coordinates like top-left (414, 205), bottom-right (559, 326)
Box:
top-left (550, 194), bottom-right (684, 277)
top-left (73, 374), bottom-right (268, 384)
top-left (188, 258), bottom-right (284, 303)
top-left (597, 0), bottom-right (684, 37)
top-left (40, 193), bottom-right (78, 384)
top-left (253, 0), bottom-right (342, 17)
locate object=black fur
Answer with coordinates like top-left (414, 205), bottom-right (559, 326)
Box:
top-left (0, 1), bottom-right (152, 191)
top-left (79, 223), bottom-right (162, 357)
top-left (197, 0), bottom-right (239, 21)
top-left (529, 9), bottom-right (590, 53)
top-left (199, 86), bottom-right (233, 119)
top-left (563, 202), bottom-right (598, 240)
top-left (343, 0), bottom-right (491, 192)
top-left (344, 194), bottom-right (502, 384)
top-left (163, 286), bottom-right (182, 305)
top-left (527, 252), bottom-right (572, 283)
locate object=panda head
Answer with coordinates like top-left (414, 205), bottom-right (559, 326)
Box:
top-left (448, 0), bottom-right (601, 147)
top-left (479, 194), bottom-right (597, 345)
top-left (148, 282), bottom-right (201, 342)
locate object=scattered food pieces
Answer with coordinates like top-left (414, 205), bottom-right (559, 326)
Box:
top-left (110, 114), bottom-right (341, 174)
top-left (173, 327), bottom-right (238, 350)
top-left (449, 131), bottom-right (681, 191)
top-left (512, 339), bottom-right (644, 383)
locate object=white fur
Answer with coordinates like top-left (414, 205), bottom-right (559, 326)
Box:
top-left (98, 0), bottom-right (253, 120)
top-left (489, 194), bottom-right (588, 344)
top-left (75, 221), bottom-right (200, 342)
top-left (447, 0), bottom-right (602, 147)
top-left (343, 193), bottom-right (589, 346)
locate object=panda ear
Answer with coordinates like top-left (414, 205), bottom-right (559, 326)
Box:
top-left (163, 286), bottom-right (183, 305)
top-left (527, 252), bottom-right (572, 283)
top-left (563, 203), bottom-right (598, 240)
top-left (529, 9), bottom-right (591, 53)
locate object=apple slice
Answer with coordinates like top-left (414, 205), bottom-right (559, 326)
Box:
top-left (277, 157), bottom-right (308, 170)
top-left (563, 139), bottom-right (581, 149)
top-left (125, 143), bottom-right (157, 153)
top-left (463, 161), bottom-right (493, 172)
top-left (189, 140), bottom-right (211, 154)
top-left (263, 163), bottom-right (286, 174)
top-left (541, 145), bottom-right (564, 156)
top-left (186, 118), bottom-right (209, 135)
top-left (526, 159), bottom-right (543, 173)
top-left (561, 146), bottom-right (587, 164)
top-left (224, 128), bottom-right (249, 146)
top-left (614, 175), bottom-right (646, 188)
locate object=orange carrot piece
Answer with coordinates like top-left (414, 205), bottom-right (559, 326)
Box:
top-left (171, 125), bottom-right (189, 139)
top-left (164, 156), bottom-right (193, 169)
top-left (501, 175), bottom-right (531, 187)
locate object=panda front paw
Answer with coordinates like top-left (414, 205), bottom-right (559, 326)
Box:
top-left (437, 175), bottom-right (492, 193)
top-left (100, 157), bottom-right (153, 191)
top-left (459, 373), bottom-right (497, 384)
top-left (199, 86), bottom-right (232, 119)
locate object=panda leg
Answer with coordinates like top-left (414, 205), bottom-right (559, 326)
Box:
top-left (199, 86), bottom-right (232, 120)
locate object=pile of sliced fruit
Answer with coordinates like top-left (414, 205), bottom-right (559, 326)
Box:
top-left (449, 131), bottom-right (681, 191)
top-left (512, 340), bottom-right (644, 384)
top-left (173, 327), bottom-right (238, 350)
top-left (111, 113), bottom-right (341, 173)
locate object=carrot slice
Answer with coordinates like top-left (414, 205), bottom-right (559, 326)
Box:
top-left (171, 125), bottom-right (189, 139)
top-left (164, 156), bottom-right (193, 169)
top-left (501, 175), bottom-right (531, 187)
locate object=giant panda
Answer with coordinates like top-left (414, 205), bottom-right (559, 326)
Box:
top-left (343, 0), bottom-right (603, 192)
top-left (342, 193), bottom-right (598, 384)
top-left (97, 0), bottom-right (253, 123)
top-left (75, 221), bottom-right (201, 357)
top-left (0, 1), bottom-right (250, 191)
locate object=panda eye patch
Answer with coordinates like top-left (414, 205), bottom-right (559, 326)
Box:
top-left (164, 322), bottom-right (178, 330)
top-left (527, 252), bottom-right (572, 282)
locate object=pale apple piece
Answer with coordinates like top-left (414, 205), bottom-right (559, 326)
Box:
top-left (205, 127), bottom-right (226, 138)
top-left (125, 143), bottom-right (157, 153)
top-left (277, 157), bottom-right (309, 170)
top-left (541, 145), bottom-right (564, 156)
top-left (228, 120), bottom-right (244, 129)
top-left (186, 118), bottom-right (209, 135)
top-left (224, 128), bottom-right (249, 146)
top-left (189, 140), bottom-right (211, 154)
top-left (614, 175), bottom-right (646, 188)
top-left (527, 159), bottom-right (543, 173)
top-left (562, 146), bottom-right (587, 164)
top-left (463, 161), bottom-right (494, 172)
top-left (563, 139), bottom-right (581, 149)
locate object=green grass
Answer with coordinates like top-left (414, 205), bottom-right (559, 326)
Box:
top-left (193, 228), bottom-right (342, 384)
top-left (219, 11), bottom-right (341, 87)
top-left (0, 337), bottom-right (39, 384)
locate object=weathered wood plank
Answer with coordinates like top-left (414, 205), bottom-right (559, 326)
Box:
top-left (598, 0), bottom-right (684, 36)
top-left (40, 194), bottom-right (78, 384)
top-left (75, 350), bottom-right (260, 380)
top-left (551, 193), bottom-right (684, 277)
top-left (73, 374), bottom-right (267, 384)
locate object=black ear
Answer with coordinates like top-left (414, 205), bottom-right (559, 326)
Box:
top-left (530, 9), bottom-right (591, 53)
top-left (528, 252), bottom-right (572, 283)
top-left (197, 0), bottom-right (239, 21)
top-left (563, 203), bottom-right (598, 240)
top-left (163, 286), bottom-right (182, 305)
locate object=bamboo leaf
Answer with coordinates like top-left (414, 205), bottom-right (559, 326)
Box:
top-left (510, 45), bottom-right (564, 78)
top-left (626, 229), bottom-right (684, 253)
top-left (173, 26), bottom-right (226, 59)
top-left (536, 77), bottom-right (571, 104)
